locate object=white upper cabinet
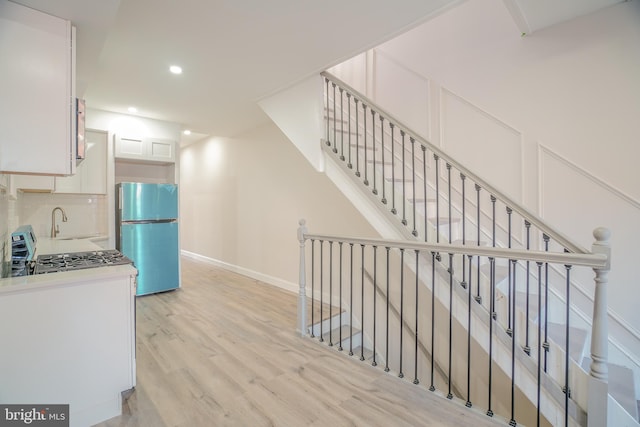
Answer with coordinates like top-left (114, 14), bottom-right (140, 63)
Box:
top-left (115, 136), bottom-right (176, 164)
top-left (0, 2), bottom-right (76, 176)
top-left (55, 130), bottom-right (107, 194)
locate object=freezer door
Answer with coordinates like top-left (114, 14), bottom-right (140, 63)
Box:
top-left (120, 222), bottom-right (180, 295)
top-left (120, 182), bottom-right (178, 221)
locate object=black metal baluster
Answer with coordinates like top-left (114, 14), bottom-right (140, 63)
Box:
top-left (413, 249), bottom-right (420, 385)
top-left (385, 246), bottom-right (391, 372)
top-left (509, 259), bottom-right (517, 427)
top-left (354, 98), bottom-right (361, 177)
top-left (390, 124), bottom-right (396, 214)
top-left (422, 145), bottom-right (428, 242)
top-left (338, 88), bottom-right (344, 158)
top-left (447, 164), bottom-right (452, 244)
top-left (430, 251), bottom-right (438, 392)
top-left (524, 220), bottom-right (532, 355)
top-left (491, 195), bottom-right (497, 320)
top-left (371, 109), bottom-right (377, 195)
top-left (349, 243), bottom-right (354, 356)
top-left (447, 252), bottom-right (454, 399)
top-left (434, 154), bottom-right (440, 243)
top-left (319, 240), bottom-right (324, 342)
top-left (466, 254), bottom-right (473, 408)
top-left (363, 103), bottom-right (369, 186)
top-left (400, 131), bottom-right (406, 222)
top-left (329, 241), bottom-right (333, 346)
top-left (338, 242), bottom-right (343, 351)
top-left (543, 234), bottom-right (550, 372)
top-left (411, 138), bottom-right (417, 236)
top-left (380, 116), bottom-right (386, 204)
top-left (536, 262), bottom-right (543, 427)
top-left (506, 207), bottom-right (513, 336)
top-left (475, 184), bottom-right (482, 304)
top-left (325, 79), bottom-right (330, 146)
top-left (564, 261), bottom-right (572, 427)
top-left (461, 174), bottom-right (467, 288)
top-left (332, 83), bottom-right (337, 153)
top-left (372, 245), bottom-right (378, 367)
top-left (311, 239), bottom-right (315, 338)
top-left (487, 256), bottom-right (496, 417)
top-left (360, 244), bottom-right (365, 361)
top-left (399, 248), bottom-right (405, 378)
top-left (346, 93), bottom-right (352, 169)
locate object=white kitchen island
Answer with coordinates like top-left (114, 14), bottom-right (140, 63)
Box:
top-left (0, 238), bottom-right (137, 427)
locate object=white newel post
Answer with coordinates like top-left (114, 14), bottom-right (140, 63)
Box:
top-left (297, 219), bottom-right (308, 336)
top-left (588, 227), bottom-right (611, 427)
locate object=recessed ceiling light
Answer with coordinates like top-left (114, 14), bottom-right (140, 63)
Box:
top-left (169, 65), bottom-right (183, 75)
top-left (183, 130), bottom-right (191, 135)
top-left (128, 106), bottom-right (138, 113)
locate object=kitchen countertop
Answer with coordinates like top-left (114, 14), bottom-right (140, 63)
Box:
top-left (0, 237), bottom-right (137, 294)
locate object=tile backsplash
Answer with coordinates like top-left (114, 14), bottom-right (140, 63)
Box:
top-left (18, 193), bottom-right (108, 239)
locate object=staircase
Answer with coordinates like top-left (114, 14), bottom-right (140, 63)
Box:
top-left (292, 72), bottom-right (640, 426)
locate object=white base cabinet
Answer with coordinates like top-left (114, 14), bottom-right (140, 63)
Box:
top-left (0, 1), bottom-right (76, 176)
top-left (0, 267), bottom-right (136, 427)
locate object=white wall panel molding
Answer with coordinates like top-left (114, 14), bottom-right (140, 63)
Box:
top-left (439, 87), bottom-right (524, 204)
top-left (372, 49), bottom-right (431, 140)
top-left (538, 143), bottom-right (640, 370)
top-left (428, 79), bottom-right (440, 147)
top-left (539, 144), bottom-right (640, 213)
top-left (366, 49), bottom-right (376, 100)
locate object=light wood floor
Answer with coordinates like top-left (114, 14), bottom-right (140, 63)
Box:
top-left (95, 256), bottom-right (502, 427)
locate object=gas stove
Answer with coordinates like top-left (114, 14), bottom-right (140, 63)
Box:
top-left (33, 250), bottom-right (133, 274)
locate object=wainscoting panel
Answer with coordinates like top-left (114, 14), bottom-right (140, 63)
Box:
top-left (373, 51), bottom-right (430, 139)
top-left (539, 145), bottom-right (640, 359)
top-left (440, 89), bottom-right (523, 203)
top-left (328, 53), bottom-right (368, 97)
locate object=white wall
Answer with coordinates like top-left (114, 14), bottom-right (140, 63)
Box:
top-left (179, 122), bottom-right (379, 290)
top-left (329, 0), bottom-right (640, 366)
top-left (86, 108), bottom-right (181, 142)
top-left (86, 108), bottom-right (182, 248)
top-left (258, 75), bottom-right (325, 172)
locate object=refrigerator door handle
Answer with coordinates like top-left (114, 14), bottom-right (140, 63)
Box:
top-left (122, 219), bottom-right (176, 225)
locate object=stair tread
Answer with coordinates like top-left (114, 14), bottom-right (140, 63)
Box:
top-left (427, 216), bottom-right (462, 224)
top-left (479, 263), bottom-right (509, 279)
top-left (547, 322), bottom-right (587, 362)
top-left (321, 324), bottom-right (361, 343)
top-left (410, 197), bottom-right (436, 203)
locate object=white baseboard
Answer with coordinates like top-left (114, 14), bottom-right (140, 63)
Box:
top-left (181, 250), bottom-right (299, 294)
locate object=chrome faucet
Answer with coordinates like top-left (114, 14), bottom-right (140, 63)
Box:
top-left (51, 207), bottom-right (68, 238)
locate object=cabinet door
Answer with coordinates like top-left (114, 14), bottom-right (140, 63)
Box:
top-left (115, 135), bottom-right (176, 164)
top-left (12, 175), bottom-right (55, 192)
top-left (146, 138), bottom-right (175, 163)
top-left (114, 136), bottom-right (146, 160)
top-left (55, 130), bottom-right (107, 194)
top-left (0, 2), bottom-right (75, 175)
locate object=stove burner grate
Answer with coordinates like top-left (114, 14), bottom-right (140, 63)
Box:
top-left (34, 250), bottom-right (133, 274)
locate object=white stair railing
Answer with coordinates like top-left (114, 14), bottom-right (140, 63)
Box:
top-left (298, 219), bottom-right (611, 426)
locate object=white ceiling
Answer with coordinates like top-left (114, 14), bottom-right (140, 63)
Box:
top-left (8, 0), bottom-right (625, 145)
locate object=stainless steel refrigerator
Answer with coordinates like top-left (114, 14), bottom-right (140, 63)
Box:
top-left (116, 182), bottom-right (180, 296)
